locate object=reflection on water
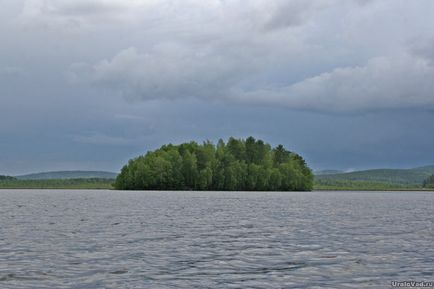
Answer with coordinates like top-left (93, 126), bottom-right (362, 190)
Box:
top-left (1, 190), bottom-right (433, 288)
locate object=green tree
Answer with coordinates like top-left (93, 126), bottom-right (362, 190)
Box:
top-left (182, 151), bottom-right (198, 189)
top-left (273, 144), bottom-right (291, 165)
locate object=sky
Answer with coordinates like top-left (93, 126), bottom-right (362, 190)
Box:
top-left (1, 0), bottom-right (434, 175)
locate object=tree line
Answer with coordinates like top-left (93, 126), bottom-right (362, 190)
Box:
top-left (114, 137), bottom-right (313, 191)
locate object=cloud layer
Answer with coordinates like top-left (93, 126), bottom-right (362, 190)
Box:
top-left (62, 0), bottom-right (434, 112)
top-left (235, 52), bottom-right (434, 112)
top-left (2, 0), bottom-right (434, 174)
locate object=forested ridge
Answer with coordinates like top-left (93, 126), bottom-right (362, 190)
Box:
top-left (424, 174), bottom-right (434, 189)
top-left (0, 175), bottom-right (16, 181)
top-left (315, 166), bottom-right (434, 185)
top-left (114, 137), bottom-right (313, 191)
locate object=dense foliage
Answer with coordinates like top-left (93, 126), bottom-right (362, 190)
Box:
top-left (115, 137), bottom-right (313, 191)
top-left (423, 174), bottom-right (434, 189)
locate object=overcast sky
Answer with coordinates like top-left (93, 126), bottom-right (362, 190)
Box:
top-left (1, 0), bottom-right (434, 175)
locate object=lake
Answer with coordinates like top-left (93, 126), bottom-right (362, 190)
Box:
top-left (1, 190), bottom-right (433, 288)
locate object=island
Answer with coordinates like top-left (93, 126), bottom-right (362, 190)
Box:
top-left (114, 137), bottom-right (313, 191)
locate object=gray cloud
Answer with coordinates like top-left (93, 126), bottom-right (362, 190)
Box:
top-left (262, 1), bottom-right (317, 30)
top-left (2, 0), bottom-right (434, 174)
top-left (60, 0), bottom-right (434, 113)
top-left (236, 53), bottom-right (434, 112)
top-left (114, 114), bottom-right (146, 121)
top-left (69, 46), bottom-right (250, 101)
top-left (258, 0), bottom-right (371, 31)
top-left (0, 66), bottom-right (24, 76)
top-left (411, 37), bottom-right (434, 65)
top-left (18, 0), bottom-right (150, 29)
top-left (19, 0), bottom-right (373, 32)
top-left (72, 48), bottom-right (434, 112)
top-left (72, 132), bottom-right (143, 146)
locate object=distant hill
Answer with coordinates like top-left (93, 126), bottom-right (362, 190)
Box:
top-left (0, 175), bottom-right (16, 181)
top-left (315, 166), bottom-right (434, 185)
top-left (314, 169), bottom-right (344, 175)
top-left (16, 171), bottom-right (118, 180)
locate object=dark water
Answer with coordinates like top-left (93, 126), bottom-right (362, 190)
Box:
top-left (0, 190), bottom-right (433, 288)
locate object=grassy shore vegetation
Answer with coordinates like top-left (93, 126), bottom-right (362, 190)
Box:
top-left (114, 137), bottom-right (313, 191)
top-left (0, 177), bottom-right (114, 189)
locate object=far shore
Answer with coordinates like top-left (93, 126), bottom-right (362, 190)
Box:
top-left (1, 187), bottom-right (433, 192)
top-left (1, 177), bottom-right (433, 191)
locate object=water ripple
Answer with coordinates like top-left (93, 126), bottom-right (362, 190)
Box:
top-left (1, 190), bottom-right (433, 288)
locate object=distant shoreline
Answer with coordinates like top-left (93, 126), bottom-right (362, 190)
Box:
top-left (3, 166), bottom-right (433, 191)
top-left (1, 177), bottom-right (433, 191)
top-left (1, 187), bottom-right (433, 192)
top-left (0, 178), bottom-right (114, 190)
top-left (315, 188), bottom-right (434, 192)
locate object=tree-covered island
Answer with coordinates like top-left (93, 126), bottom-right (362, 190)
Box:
top-left (114, 137), bottom-right (313, 191)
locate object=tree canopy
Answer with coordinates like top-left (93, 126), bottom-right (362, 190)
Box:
top-left (114, 137), bottom-right (313, 191)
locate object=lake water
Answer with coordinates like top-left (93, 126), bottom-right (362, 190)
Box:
top-left (1, 190), bottom-right (433, 288)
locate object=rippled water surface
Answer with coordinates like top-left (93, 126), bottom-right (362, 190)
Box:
top-left (1, 190), bottom-right (433, 288)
